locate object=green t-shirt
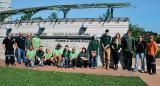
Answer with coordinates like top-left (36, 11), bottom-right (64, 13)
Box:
top-left (70, 52), bottom-right (78, 59)
top-left (32, 37), bottom-right (40, 50)
top-left (53, 48), bottom-right (63, 56)
top-left (25, 39), bottom-right (32, 50)
top-left (45, 53), bottom-right (52, 59)
top-left (27, 50), bottom-right (36, 60)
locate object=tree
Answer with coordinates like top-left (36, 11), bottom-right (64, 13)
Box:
top-left (129, 24), bottom-right (145, 40)
top-left (48, 12), bottom-right (57, 20)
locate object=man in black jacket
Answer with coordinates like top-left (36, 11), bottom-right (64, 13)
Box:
top-left (2, 33), bottom-right (15, 66)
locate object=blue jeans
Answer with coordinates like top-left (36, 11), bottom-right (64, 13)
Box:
top-left (62, 57), bottom-right (70, 68)
top-left (90, 57), bottom-right (97, 67)
top-left (15, 48), bottom-right (27, 64)
top-left (134, 53), bottom-right (145, 71)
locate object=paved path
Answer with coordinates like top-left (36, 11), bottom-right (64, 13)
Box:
top-left (0, 59), bottom-right (160, 86)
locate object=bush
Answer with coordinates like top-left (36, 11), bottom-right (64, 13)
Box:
top-left (156, 49), bottom-right (160, 58)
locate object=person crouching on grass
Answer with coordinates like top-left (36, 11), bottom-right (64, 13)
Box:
top-left (77, 47), bottom-right (89, 68)
top-left (146, 35), bottom-right (158, 75)
top-left (35, 46), bottom-right (45, 66)
top-left (52, 43), bottom-right (63, 68)
top-left (26, 46), bottom-right (36, 67)
top-left (62, 45), bottom-right (71, 68)
top-left (44, 48), bottom-right (53, 66)
top-left (70, 47), bottom-right (78, 69)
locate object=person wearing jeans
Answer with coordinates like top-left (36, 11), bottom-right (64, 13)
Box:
top-left (26, 46), bottom-right (36, 67)
top-left (89, 35), bottom-right (99, 69)
top-left (15, 32), bottom-right (26, 64)
top-left (133, 36), bottom-right (146, 73)
top-left (146, 35), bottom-right (158, 75)
top-left (62, 45), bottom-right (71, 68)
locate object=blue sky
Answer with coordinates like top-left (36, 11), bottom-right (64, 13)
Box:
top-left (12, 0), bottom-right (160, 33)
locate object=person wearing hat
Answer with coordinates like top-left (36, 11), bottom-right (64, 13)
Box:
top-left (133, 35), bottom-right (146, 72)
top-left (52, 43), bottom-right (63, 67)
top-left (44, 48), bottom-right (53, 65)
top-left (100, 29), bottom-right (112, 69)
top-left (2, 33), bottom-right (16, 66)
top-left (32, 33), bottom-right (41, 51)
top-left (25, 33), bottom-right (32, 50)
top-left (15, 32), bottom-right (27, 64)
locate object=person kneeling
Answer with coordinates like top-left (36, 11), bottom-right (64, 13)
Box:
top-left (35, 46), bottom-right (45, 66)
top-left (44, 48), bottom-right (53, 65)
top-left (77, 47), bottom-right (89, 68)
top-left (26, 46), bottom-right (36, 67)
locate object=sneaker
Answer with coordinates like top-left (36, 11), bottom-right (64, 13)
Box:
top-left (93, 67), bottom-right (97, 69)
top-left (133, 69), bottom-right (137, 72)
top-left (141, 70), bottom-right (144, 73)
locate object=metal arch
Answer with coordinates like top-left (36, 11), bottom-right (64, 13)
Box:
top-left (0, 3), bottom-right (131, 21)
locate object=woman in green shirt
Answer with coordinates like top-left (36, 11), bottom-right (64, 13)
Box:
top-left (44, 48), bottom-right (53, 65)
top-left (26, 46), bottom-right (36, 67)
top-left (70, 47), bottom-right (78, 69)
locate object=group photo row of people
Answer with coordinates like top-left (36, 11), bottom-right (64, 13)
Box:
top-left (2, 29), bottom-right (158, 75)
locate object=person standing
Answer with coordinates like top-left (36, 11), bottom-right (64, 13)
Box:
top-left (122, 30), bottom-right (135, 71)
top-left (89, 35), bottom-right (99, 69)
top-left (146, 35), bottom-right (158, 75)
top-left (111, 33), bottom-right (122, 70)
top-left (2, 33), bottom-right (15, 66)
top-left (15, 32), bottom-right (26, 64)
top-left (32, 34), bottom-right (41, 51)
top-left (62, 45), bottom-right (71, 68)
top-left (100, 29), bottom-right (111, 69)
top-left (133, 36), bottom-right (146, 73)
top-left (25, 33), bottom-right (32, 50)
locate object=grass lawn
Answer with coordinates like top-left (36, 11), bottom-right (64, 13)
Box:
top-left (0, 67), bottom-right (147, 86)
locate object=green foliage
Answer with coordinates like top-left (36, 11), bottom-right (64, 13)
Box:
top-left (48, 12), bottom-right (58, 20)
top-left (0, 67), bottom-right (147, 86)
top-left (157, 46), bottom-right (160, 58)
top-left (129, 24), bottom-right (145, 40)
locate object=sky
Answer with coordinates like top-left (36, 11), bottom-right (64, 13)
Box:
top-left (12, 0), bottom-right (160, 33)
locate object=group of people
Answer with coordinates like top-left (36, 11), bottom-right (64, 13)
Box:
top-left (2, 29), bottom-right (158, 75)
top-left (100, 29), bottom-right (158, 75)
